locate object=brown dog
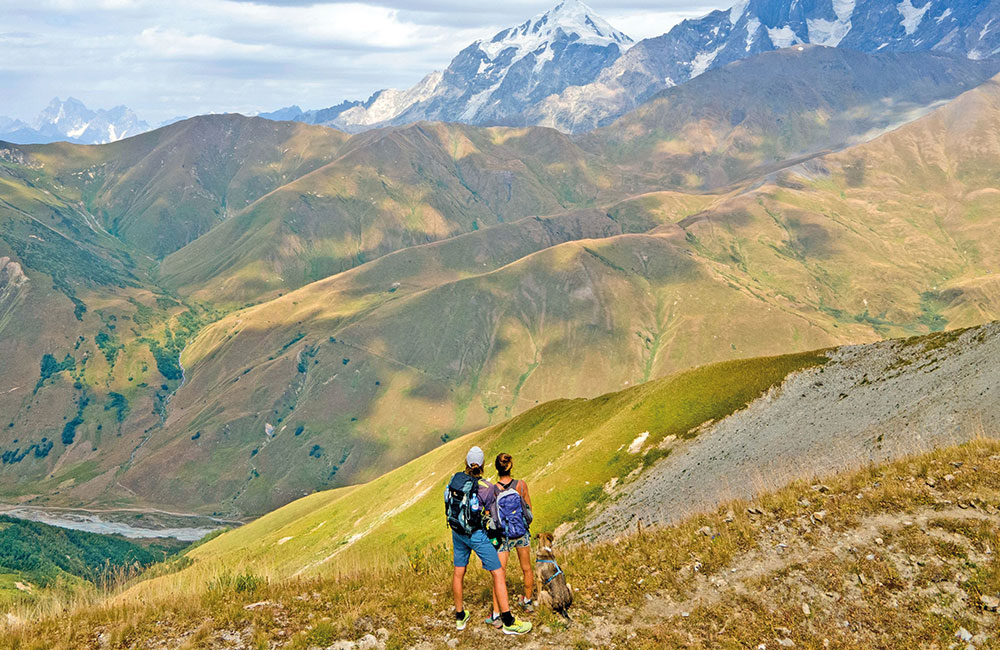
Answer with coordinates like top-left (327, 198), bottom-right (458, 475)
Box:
top-left (535, 532), bottom-right (572, 618)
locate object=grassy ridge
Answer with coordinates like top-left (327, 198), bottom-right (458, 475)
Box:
top-left (131, 348), bottom-right (825, 595)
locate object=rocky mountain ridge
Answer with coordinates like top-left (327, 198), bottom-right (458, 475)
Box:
top-left (0, 97), bottom-right (150, 145)
top-left (525, 0), bottom-right (1000, 131)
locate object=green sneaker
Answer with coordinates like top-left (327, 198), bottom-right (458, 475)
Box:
top-left (502, 617), bottom-right (532, 635)
top-left (456, 610), bottom-right (471, 631)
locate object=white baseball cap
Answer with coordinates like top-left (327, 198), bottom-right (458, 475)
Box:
top-left (466, 446), bottom-right (485, 467)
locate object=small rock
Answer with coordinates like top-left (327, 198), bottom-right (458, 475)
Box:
top-left (811, 484), bottom-right (831, 493)
top-left (697, 526), bottom-right (713, 537)
top-left (925, 477), bottom-right (937, 488)
top-left (944, 474), bottom-right (955, 483)
top-left (375, 628), bottom-right (390, 642)
top-left (777, 639), bottom-right (795, 647)
top-left (981, 594), bottom-right (1000, 611)
top-left (811, 511), bottom-right (826, 523)
top-left (858, 573), bottom-right (868, 586)
top-left (446, 639), bottom-right (459, 649)
top-left (798, 499), bottom-right (811, 508)
top-left (775, 627), bottom-right (792, 636)
top-left (357, 634), bottom-right (380, 650)
top-left (540, 625), bottom-right (552, 635)
top-left (874, 537), bottom-right (883, 545)
top-left (956, 627), bottom-right (973, 643)
top-left (328, 642), bottom-right (356, 650)
top-left (801, 603), bottom-right (811, 616)
top-left (724, 510), bottom-right (735, 523)
top-left (244, 600), bottom-right (274, 610)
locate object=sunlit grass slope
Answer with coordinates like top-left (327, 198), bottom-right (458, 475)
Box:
top-left (136, 348), bottom-right (825, 593)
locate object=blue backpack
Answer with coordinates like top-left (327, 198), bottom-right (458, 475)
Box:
top-left (495, 480), bottom-right (530, 539)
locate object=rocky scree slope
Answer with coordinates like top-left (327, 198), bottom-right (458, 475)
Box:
top-left (585, 323), bottom-right (1000, 540)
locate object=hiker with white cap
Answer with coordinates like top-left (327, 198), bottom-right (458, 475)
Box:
top-left (445, 446), bottom-right (532, 635)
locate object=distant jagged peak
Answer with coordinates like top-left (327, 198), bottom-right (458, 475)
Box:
top-left (477, 0), bottom-right (633, 60)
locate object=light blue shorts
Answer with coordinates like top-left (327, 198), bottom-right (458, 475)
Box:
top-left (452, 529), bottom-right (502, 571)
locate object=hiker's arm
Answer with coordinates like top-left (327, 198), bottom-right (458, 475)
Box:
top-left (521, 481), bottom-right (532, 509)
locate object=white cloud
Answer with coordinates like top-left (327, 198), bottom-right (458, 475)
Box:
top-left (604, 9), bottom-right (715, 41)
top-left (136, 27), bottom-right (276, 59)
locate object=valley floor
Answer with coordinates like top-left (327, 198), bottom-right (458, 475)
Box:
top-left (4, 439), bottom-right (1000, 649)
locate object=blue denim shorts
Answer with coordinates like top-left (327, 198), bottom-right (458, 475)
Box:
top-left (499, 534), bottom-right (531, 553)
top-left (452, 529), bottom-right (502, 571)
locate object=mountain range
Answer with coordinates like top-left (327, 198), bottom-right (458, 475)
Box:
top-left (7, 1), bottom-right (1000, 145)
top-left (0, 98), bottom-right (151, 145)
top-left (265, 0), bottom-right (1000, 134)
top-left (2, 41), bottom-right (1000, 517)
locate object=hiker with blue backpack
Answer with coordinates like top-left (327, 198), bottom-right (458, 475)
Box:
top-left (484, 452), bottom-right (535, 626)
top-left (445, 446), bottom-right (532, 635)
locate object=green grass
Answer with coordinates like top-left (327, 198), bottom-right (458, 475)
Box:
top-left (125, 348), bottom-right (825, 595)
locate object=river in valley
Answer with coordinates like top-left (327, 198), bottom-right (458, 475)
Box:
top-left (0, 505), bottom-right (241, 541)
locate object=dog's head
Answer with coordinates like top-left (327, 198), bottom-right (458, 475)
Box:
top-left (536, 532), bottom-right (555, 558)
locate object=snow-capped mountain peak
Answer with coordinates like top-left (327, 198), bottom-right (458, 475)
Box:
top-left (1, 97), bottom-right (151, 145)
top-left (478, 0), bottom-right (633, 60)
top-left (298, 0), bottom-right (633, 132)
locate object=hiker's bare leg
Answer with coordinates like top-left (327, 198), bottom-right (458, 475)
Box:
top-left (516, 545), bottom-right (534, 600)
top-left (453, 566), bottom-right (466, 612)
top-left (492, 550), bottom-right (509, 614)
top-left (490, 566), bottom-right (511, 613)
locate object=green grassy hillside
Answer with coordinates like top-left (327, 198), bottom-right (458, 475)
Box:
top-left (114, 69), bottom-right (1000, 516)
top-left (0, 515), bottom-right (181, 610)
top-left (156, 122), bottom-right (628, 303)
top-left (136, 348), bottom-right (826, 588)
top-left (19, 116), bottom-right (351, 259)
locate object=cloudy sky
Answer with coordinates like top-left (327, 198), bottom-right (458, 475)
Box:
top-left (1, 0), bottom-right (725, 124)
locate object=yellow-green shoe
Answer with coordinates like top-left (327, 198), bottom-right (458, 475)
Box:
top-left (456, 610), bottom-right (471, 631)
top-left (502, 617), bottom-right (532, 635)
